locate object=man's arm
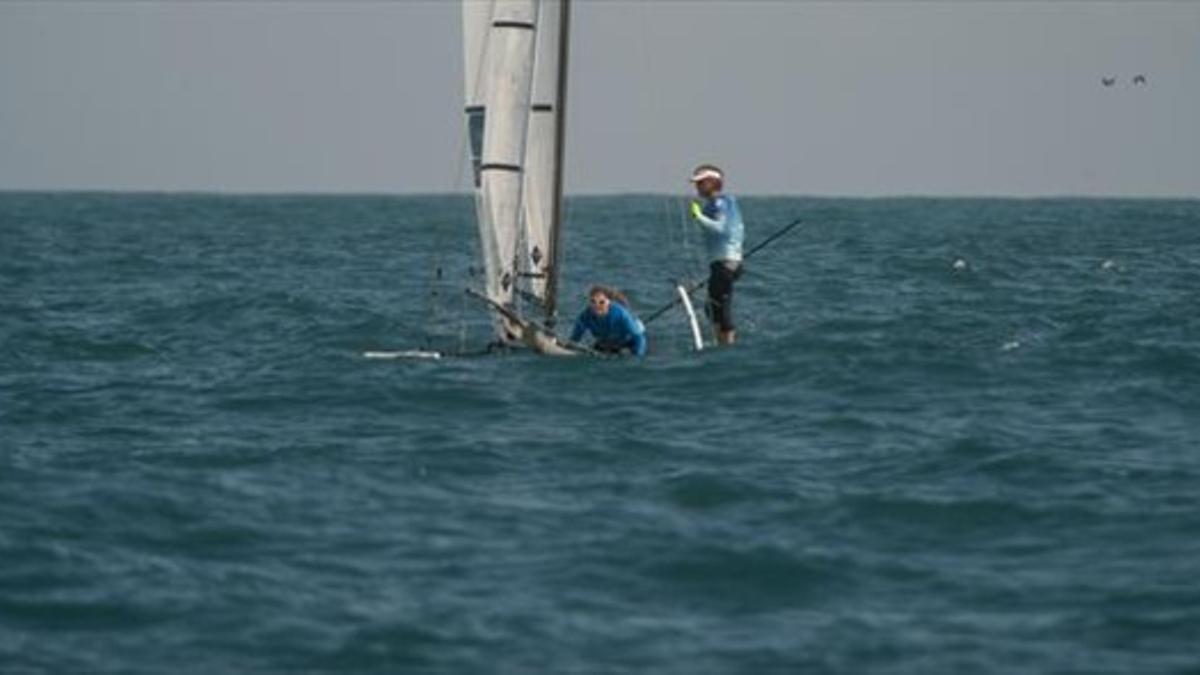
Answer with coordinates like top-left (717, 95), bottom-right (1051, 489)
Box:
top-left (690, 198), bottom-right (727, 233)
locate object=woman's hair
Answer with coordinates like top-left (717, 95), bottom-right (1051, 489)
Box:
top-left (588, 284), bottom-right (630, 308)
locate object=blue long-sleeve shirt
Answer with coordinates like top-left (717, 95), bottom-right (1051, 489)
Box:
top-left (569, 302), bottom-right (647, 357)
top-left (692, 194), bottom-right (745, 262)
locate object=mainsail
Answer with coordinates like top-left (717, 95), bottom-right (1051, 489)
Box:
top-left (462, 0), bottom-right (569, 341)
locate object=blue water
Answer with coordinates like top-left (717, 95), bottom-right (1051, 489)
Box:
top-left (2, 192), bottom-right (1198, 672)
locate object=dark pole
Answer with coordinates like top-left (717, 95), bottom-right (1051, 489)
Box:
top-left (544, 0), bottom-right (570, 324)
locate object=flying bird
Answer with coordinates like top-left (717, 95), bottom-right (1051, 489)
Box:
top-left (1101, 77), bottom-right (1116, 87)
top-left (1133, 74), bottom-right (1147, 85)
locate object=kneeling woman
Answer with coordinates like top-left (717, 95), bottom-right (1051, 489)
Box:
top-left (569, 285), bottom-right (647, 357)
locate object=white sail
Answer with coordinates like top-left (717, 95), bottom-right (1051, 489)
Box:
top-left (521, 0), bottom-right (568, 320)
top-left (462, 0), bottom-right (539, 337)
top-left (462, 0), bottom-right (568, 341)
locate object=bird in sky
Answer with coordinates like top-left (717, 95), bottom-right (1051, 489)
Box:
top-left (1133, 74), bottom-right (1147, 85)
top-left (1102, 77), bottom-right (1116, 87)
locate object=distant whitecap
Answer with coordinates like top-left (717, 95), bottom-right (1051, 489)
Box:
top-left (952, 258), bottom-right (968, 271)
top-left (1101, 259), bottom-right (1117, 270)
top-left (1001, 340), bottom-right (1021, 351)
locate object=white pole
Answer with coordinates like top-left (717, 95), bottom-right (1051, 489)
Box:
top-left (676, 285), bottom-right (704, 352)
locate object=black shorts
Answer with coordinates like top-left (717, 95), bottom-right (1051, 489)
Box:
top-left (707, 260), bottom-right (743, 332)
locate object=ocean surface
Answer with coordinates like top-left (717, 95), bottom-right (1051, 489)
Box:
top-left (1, 192), bottom-right (1198, 673)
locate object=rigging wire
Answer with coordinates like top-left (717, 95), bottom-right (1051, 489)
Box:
top-left (423, 0), bottom-right (503, 353)
top-left (632, 0), bottom-right (702, 349)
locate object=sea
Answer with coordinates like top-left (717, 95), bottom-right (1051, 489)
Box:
top-left (1, 192), bottom-right (1197, 673)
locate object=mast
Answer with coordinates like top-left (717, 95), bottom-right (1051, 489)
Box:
top-left (544, 0), bottom-right (570, 322)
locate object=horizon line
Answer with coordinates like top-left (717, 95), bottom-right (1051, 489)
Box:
top-left (2, 188), bottom-right (1198, 201)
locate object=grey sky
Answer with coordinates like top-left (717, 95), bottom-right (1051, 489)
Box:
top-left (1, 1), bottom-right (1197, 196)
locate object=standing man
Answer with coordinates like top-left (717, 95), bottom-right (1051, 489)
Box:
top-left (688, 164), bottom-right (745, 345)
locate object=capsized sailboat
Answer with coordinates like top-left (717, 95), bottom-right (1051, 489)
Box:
top-left (367, 0), bottom-right (572, 361)
top-left (462, 0), bottom-right (571, 353)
